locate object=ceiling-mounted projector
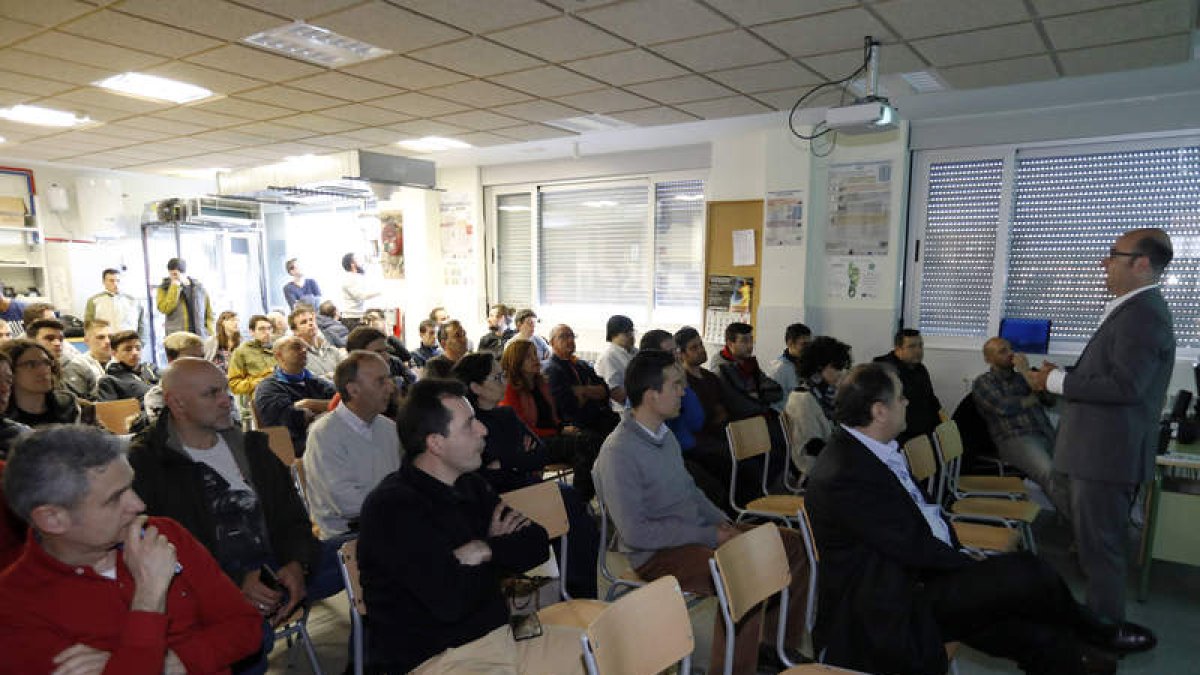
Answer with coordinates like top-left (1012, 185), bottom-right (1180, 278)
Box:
top-left (825, 98), bottom-right (898, 135)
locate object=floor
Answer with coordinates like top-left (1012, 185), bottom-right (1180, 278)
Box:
top-left (268, 513), bottom-right (1200, 675)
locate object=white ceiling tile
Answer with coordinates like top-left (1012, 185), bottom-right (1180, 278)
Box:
top-left (801, 44), bottom-right (927, 80)
top-left (0, 50), bottom-right (120, 85)
top-left (677, 95), bottom-right (771, 119)
top-left (873, 0), bottom-right (1031, 40)
top-left (18, 31), bottom-right (166, 72)
top-left (52, 130), bottom-right (135, 149)
top-left (542, 0), bottom-right (622, 8)
top-left (433, 110), bottom-right (524, 131)
top-left (313, 1), bottom-right (466, 53)
top-left (454, 131), bottom-right (515, 147)
top-left (59, 10), bottom-right (221, 58)
top-left (191, 97), bottom-right (291, 120)
top-left (0, 72), bottom-right (77, 97)
top-left (369, 92), bottom-right (469, 117)
top-left (1030, 0), bottom-right (1149, 17)
top-left (189, 129), bottom-right (273, 146)
top-left (317, 104), bottom-right (414, 125)
top-left (752, 8), bottom-right (896, 57)
top-left (117, 0), bottom-right (283, 41)
top-left (707, 60), bottom-right (821, 93)
top-left (489, 16), bottom-right (629, 61)
top-left (554, 87), bottom-right (655, 113)
top-left (116, 115), bottom-right (208, 135)
top-left (286, 73), bottom-right (402, 102)
top-left (491, 100), bottom-right (583, 123)
top-left (152, 107), bottom-right (248, 129)
top-left (608, 106), bottom-right (699, 126)
top-left (1042, 0), bottom-right (1195, 50)
top-left (341, 55), bottom-right (470, 90)
top-left (940, 54), bottom-right (1059, 88)
top-left (143, 62), bottom-right (266, 95)
top-left (387, 119), bottom-right (469, 136)
top-left (0, 89), bottom-right (34, 107)
top-left (0, 17), bottom-right (40, 46)
top-left (272, 113), bottom-right (363, 133)
top-left (493, 123), bottom-right (577, 140)
top-left (703, 0), bottom-right (858, 26)
top-left (340, 127), bottom-right (404, 144)
top-left (408, 38), bottom-right (542, 78)
top-left (96, 122), bottom-right (174, 141)
top-left (62, 153), bottom-right (138, 168)
top-left (151, 137), bottom-right (236, 154)
top-left (488, 66), bottom-right (604, 97)
top-left (580, 0), bottom-right (734, 45)
top-left (390, 0), bottom-right (559, 34)
top-left (226, 121), bottom-right (316, 141)
top-left (422, 80), bottom-right (533, 106)
top-left (233, 0), bottom-right (362, 20)
top-left (52, 88), bottom-right (171, 114)
top-left (236, 86), bottom-right (346, 112)
top-left (912, 22), bottom-right (1048, 67)
top-left (1058, 33), bottom-right (1192, 75)
top-left (626, 75), bottom-right (735, 104)
top-left (651, 30), bottom-right (781, 72)
top-left (747, 87), bottom-right (834, 111)
top-left (186, 45), bottom-right (324, 82)
top-left (32, 97), bottom-right (128, 122)
top-left (303, 134), bottom-right (369, 150)
top-left (0, 0), bottom-right (93, 26)
top-left (565, 49), bottom-right (688, 85)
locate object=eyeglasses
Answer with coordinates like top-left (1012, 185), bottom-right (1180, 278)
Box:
top-left (488, 372), bottom-right (506, 383)
top-left (16, 359), bottom-right (52, 370)
top-left (1107, 247), bottom-right (1144, 259)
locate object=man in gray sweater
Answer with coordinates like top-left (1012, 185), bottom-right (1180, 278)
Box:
top-left (593, 350), bottom-right (808, 675)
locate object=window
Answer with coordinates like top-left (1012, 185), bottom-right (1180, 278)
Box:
top-left (910, 136), bottom-right (1200, 350)
top-left (495, 193), bottom-right (532, 310)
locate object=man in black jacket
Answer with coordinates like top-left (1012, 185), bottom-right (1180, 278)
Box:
top-left (806, 363), bottom-right (1115, 675)
top-left (873, 328), bottom-right (943, 444)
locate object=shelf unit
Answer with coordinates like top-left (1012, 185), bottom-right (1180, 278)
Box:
top-left (0, 192), bottom-right (50, 303)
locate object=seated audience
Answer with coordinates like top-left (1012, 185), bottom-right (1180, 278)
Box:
top-left (27, 317), bottom-right (73, 369)
top-left (22, 303), bottom-right (56, 333)
top-left (62, 318), bottom-right (112, 400)
top-left (477, 303), bottom-right (515, 356)
top-left (500, 339), bottom-right (602, 500)
top-left (452, 353), bottom-right (600, 599)
top-left (253, 336), bottom-right (335, 457)
top-left (362, 308), bottom-right (411, 364)
top-left (873, 328), bottom-right (944, 444)
top-left (411, 319), bottom-right (442, 369)
top-left (428, 306), bottom-right (450, 325)
top-left (0, 339), bottom-right (80, 426)
top-left (0, 321), bottom-right (11, 343)
top-left (316, 301), bottom-right (349, 348)
top-left (204, 310), bottom-right (240, 373)
top-left (764, 322), bottom-right (812, 412)
top-left (0, 287), bottom-right (27, 337)
top-left (140, 331), bottom-right (205, 428)
top-left (544, 323), bottom-right (619, 436)
top-left (593, 350), bottom-right (808, 675)
top-left (595, 314), bottom-right (636, 411)
top-left (805, 363), bottom-right (1117, 675)
top-left (128, 359), bottom-right (340, 633)
top-left (512, 308), bottom-right (551, 362)
top-left (675, 326), bottom-right (732, 454)
top-left (266, 311), bottom-right (289, 341)
top-left (227, 314), bottom-right (275, 397)
top-left (358, 378), bottom-right (584, 674)
top-left (973, 337), bottom-right (1071, 515)
top-left (289, 305), bottom-right (344, 380)
top-left (707, 322), bottom-right (783, 421)
top-left (785, 336), bottom-right (851, 469)
top-left (0, 425), bottom-right (263, 674)
top-left (98, 330), bottom-right (159, 403)
top-left (0, 457), bottom-right (27, 570)
top-left (344, 326), bottom-right (415, 402)
top-left (422, 319), bottom-right (468, 378)
top-left (303, 351), bottom-right (401, 541)
top-left (283, 257), bottom-right (322, 310)
top-left (0, 353), bottom-right (30, 460)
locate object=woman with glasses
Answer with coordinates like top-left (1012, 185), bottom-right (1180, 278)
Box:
top-left (785, 336), bottom-right (852, 474)
top-left (0, 339), bottom-right (80, 427)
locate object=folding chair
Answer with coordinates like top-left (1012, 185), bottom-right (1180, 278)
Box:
top-left (581, 575), bottom-right (694, 675)
top-left (725, 416), bottom-right (806, 526)
top-left (594, 491), bottom-right (647, 601)
top-left (934, 421), bottom-right (1029, 499)
top-left (337, 539), bottom-right (366, 675)
top-left (778, 409), bottom-right (807, 494)
top-left (500, 480), bottom-right (608, 628)
top-left (272, 603), bottom-right (324, 675)
top-left (94, 398), bottom-right (140, 434)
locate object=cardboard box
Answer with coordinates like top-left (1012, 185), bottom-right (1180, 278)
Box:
top-left (0, 196), bottom-right (29, 228)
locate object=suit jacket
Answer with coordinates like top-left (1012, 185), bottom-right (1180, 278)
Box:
top-left (873, 352), bottom-right (942, 444)
top-left (1054, 287), bottom-right (1175, 484)
top-left (806, 428), bottom-right (969, 675)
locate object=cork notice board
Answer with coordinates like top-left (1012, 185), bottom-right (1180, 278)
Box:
top-left (705, 200), bottom-right (763, 335)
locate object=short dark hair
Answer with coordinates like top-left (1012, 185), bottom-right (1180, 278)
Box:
top-left (363, 308), bottom-right (386, 323)
top-left (419, 319), bottom-right (438, 334)
top-left (429, 306), bottom-right (446, 321)
top-left (166, 257), bottom-right (185, 272)
top-left (451, 352), bottom-right (495, 407)
top-left (0, 339), bottom-right (57, 381)
top-left (27, 318), bottom-right (64, 338)
top-left (22, 303), bottom-right (56, 329)
top-left (288, 305), bottom-right (315, 330)
top-left (341, 253), bottom-right (356, 271)
top-left (83, 319), bottom-right (111, 333)
top-left (625, 349), bottom-right (678, 408)
top-left (638, 329), bottom-right (674, 352)
top-left (398, 378), bottom-right (467, 457)
top-left (798, 336), bottom-right (852, 378)
top-left (893, 328), bottom-right (921, 348)
top-left (4, 425), bottom-right (124, 521)
top-left (285, 258), bottom-right (297, 274)
top-left (248, 314), bottom-right (271, 332)
top-left (437, 320), bottom-right (464, 345)
top-left (834, 363), bottom-right (899, 427)
top-left (101, 268), bottom-right (120, 279)
top-left (673, 326), bottom-right (701, 350)
top-left (347, 326), bottom-right (386, 352)
top-left (724, 322), bottom-right (752, 344)
top-left (785, 323), bottom-right (812, 343)
top-left (605, 315), bottom-right (633, 341)
top-left (1131, 228), bottom-right (1174, 275)
top-left (335, 350), bottom-right (386, 402)
top-left (110, 330), bottom-right (141, 350)
top-left (318, 301), bottom-right (338, 318)
top-left (514, 309), bottom-right (536, 326)
top-left (423, 356), bottom-right (455, 379)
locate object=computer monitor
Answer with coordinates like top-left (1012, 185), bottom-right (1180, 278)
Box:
top-left (999, 318), bottom-right (1052, 355)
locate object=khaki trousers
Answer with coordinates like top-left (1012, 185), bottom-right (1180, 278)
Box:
top-left (411, 623), bottom-right (585, 675)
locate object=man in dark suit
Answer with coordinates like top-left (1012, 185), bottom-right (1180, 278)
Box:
top-left (807, 363), bottom-right (1115, 675)
top-left (873, 328), bottom-right (943, 444)
top-left (1029, 227), bottom-right (1175, 652)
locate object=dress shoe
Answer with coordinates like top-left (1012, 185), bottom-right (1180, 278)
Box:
top-left (1105, 622), bottom-right (1157, 654)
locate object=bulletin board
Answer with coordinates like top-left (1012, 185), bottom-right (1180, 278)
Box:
top-left (704, 200), bottom-right (762, 341)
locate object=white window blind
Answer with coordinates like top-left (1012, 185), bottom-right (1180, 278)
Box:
top-left (496, 193), bottom-right (532, 309)
top-left (654, 179), bottom-right (705, 310)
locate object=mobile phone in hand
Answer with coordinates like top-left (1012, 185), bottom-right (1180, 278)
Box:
top-left (510, 612), bottom-right (543, 641)
top-left (259, 563), bottom-right (283, 592)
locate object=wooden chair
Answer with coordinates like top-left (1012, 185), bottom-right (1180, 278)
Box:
top-left (777, 409), bottom-right (807, 494)
top-left (581, 575), bottom-right (694, 675)
top-left (708, 523), bottom-right (799, 673)
top-left (94, 398), bottom-right (140, 434)
top-left (595, 490), bottom-right (647, 601)
top-left (934, 421), bottom-right (1029, 499)
top-left (500, 480), bottom-right (608, 628)
top-left (337, 539), bottom-right (366, 675)
top-left (261, 425), bottom-right (296, 465)
top-left (725, 416), bottom-right (806, 526)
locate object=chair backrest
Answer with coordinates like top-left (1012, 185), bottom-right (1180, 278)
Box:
top-left (291, 460), bottom-right (312, 516)
top-left (902, 434), bottom-right (938, 482)
top-left (583, 575), bottom-right (693, 675)
top-left (712, 523), bottom-right (791, 622)
top-left (726, 416), bottom-right (772, 461)
top-left (501, 479), bottom-right (568, 539)
top-left (94, 398), bottom-right (140, 434)
top-left (338, 539), bottom-right (365, 616)
top-left (933, 420), bottom-right (964, 464)
top-left (261, 426), bottom-right (296, 466)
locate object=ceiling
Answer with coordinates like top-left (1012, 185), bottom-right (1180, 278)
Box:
top-left (0, 0), bottom-right (1195, 175)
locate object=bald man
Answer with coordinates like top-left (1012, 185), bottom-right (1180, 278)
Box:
top-left (971, 337), bottom-right (1068, 516)
top-left (253, 336), bottom-right (335, 456)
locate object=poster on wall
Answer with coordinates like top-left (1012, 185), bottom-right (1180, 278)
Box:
top-left (825, 160), bottom-right (892, 256)
top-left (379, 210), bottom-right (404, 279)
top-left (440, 192), bottom-right (475, 287)
top-left (705, 275), bottom-right (753, 342)
top-left (764, 189), bottom-right (805, 247)
top-left (825, 255), bottom-right (882, 301)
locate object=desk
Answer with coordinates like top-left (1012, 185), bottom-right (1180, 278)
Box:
top-left (1137, 441), bottom-right (1200, 601)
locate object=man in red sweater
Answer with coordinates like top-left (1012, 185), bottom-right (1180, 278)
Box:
top-left (0, 425), bottom-right (262, 674)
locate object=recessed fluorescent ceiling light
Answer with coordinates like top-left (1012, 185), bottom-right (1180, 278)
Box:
top-left (0, 105), bottom-right (91, 127)
top-left (397, 137), bottom-right (472, 153)
top-left (244, 22), bottom-right (392, 67)
top-left (95, 72), bottom-right (213, 104)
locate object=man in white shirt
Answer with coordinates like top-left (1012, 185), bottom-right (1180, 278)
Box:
top-left (303, 351), bottom-right (401, 540)
top-left (62, 319), bottom-right (112, 400)
top-left (594, 314), bottom-right (636, 412)
top-left (340, 253), bottom-right (380, 320)
top-left (85, 268), bottom-right (146, 343)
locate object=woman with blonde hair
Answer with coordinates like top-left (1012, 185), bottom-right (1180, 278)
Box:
top-left (203, 310), bottom-right (241, 372)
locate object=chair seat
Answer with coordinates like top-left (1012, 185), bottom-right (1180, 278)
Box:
top-left (958, 475), bottom-right (1029, 496)
top-left (952, 521), bottom-right (1020, 552)
top-left (746, 494), bottom-right (807, 517)
top-left (951, 497), bottom-right (1040, 522)
top-left (537, 598), bottom-right (608, 628)
top-left (618, 568), bottom-right (645, 583)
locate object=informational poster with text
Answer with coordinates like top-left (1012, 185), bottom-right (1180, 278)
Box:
top-left (825, 161), bottom-right (892, 256)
